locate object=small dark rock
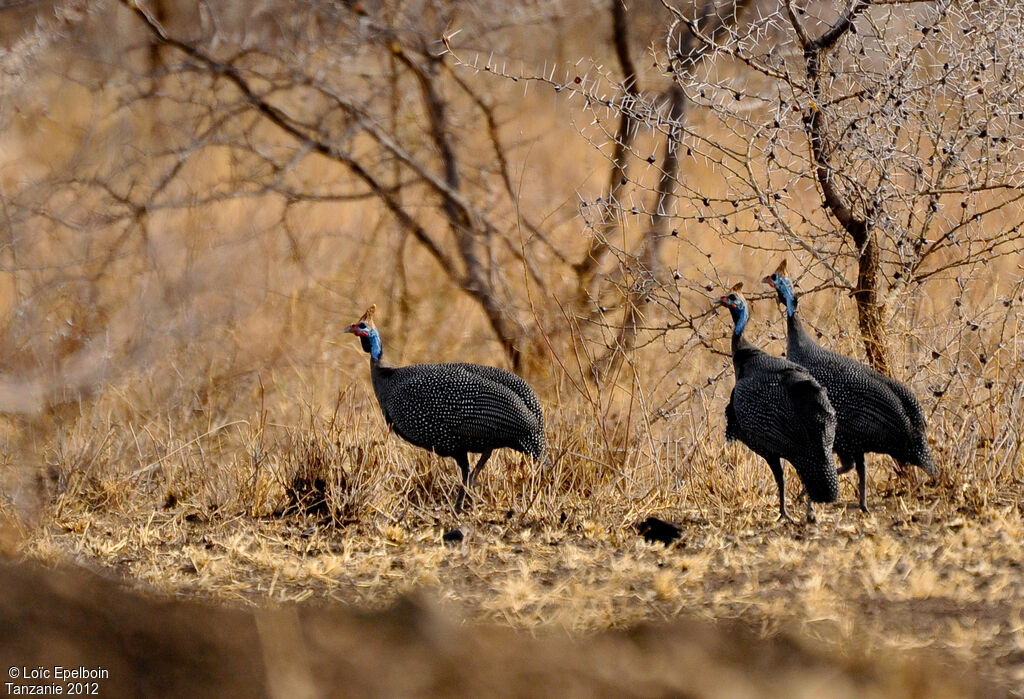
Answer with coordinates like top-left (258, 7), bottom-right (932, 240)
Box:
top-left (442, 528), bottom-right (464, 545)
top-left (637, 517), bottom-right (682, 546)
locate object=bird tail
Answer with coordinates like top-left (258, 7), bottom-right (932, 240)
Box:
top-left (523, 432), bottom-right (550, 468)
top-left (805, 474), bottom-right (840, 504)
top-left (537, 439), bottom-right (551, 468)
top-left (780, 369), bottom-right (839, 503)
top-left (792, 455), bottom-right (840, 504)
top-left (897, 438), bottom-right (938, 477)
top-left (913, 448), bottom-right (938, 477)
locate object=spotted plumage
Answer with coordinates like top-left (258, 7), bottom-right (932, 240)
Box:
top-left (719, 285), bottom-right (839, 523)
top-left (346, 304), bottom-right (547, 512)
top-left (764, 261), bottom-right (938, 512)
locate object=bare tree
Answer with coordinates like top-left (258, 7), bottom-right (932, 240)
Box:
top-left (588, 0), bottom-right (755, 378)
top-left (522, 0), bottom-right (1024, 385)
top-left (1, 0), bottom-right (608, 405)
top-left (5, 0), bottom-right (1021, 434)
top-left (116, 0), bottom-right (570, 368)
top-left (653, 0), bottom-right (1024, 374)
top-left (451, 1), bottom-right (755, 380)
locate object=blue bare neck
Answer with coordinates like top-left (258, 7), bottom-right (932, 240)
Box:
top-left (732, 303), bottom-right (749, 337)
top-left (361, 328), bottom-right (383, 361)
top-left (777, 277), bottom-right (798, 318)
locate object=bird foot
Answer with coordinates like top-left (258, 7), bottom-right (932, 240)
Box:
top-left (777, 512), bottom-right (797, 525)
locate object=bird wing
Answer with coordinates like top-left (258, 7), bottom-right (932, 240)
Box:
top-left (823, 359), bottom-right (922, 439)
top-left (878, 371), bottom-right (928, 433)
top-left (780, 366), bottom-right (835, 435)
top-left (731, 364), bottom-right (833, 458)
top-left (381, 366), bottom-right (538, 453)
top-left (453, 381), bottom-right (539, 441)
top-left (451, 363), bottom-right (545, 427)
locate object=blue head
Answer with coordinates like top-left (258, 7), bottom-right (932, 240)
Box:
top-left (717, 283), bottom-right (749, 336)
top-left (345, 304), bottom-right (382, 361)
top-left (762, 259), bottom-right (797, 317)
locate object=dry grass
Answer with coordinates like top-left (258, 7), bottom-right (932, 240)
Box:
top-left (4, 375), bottom-right (1023, 693)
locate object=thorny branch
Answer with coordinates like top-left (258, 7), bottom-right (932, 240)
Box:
top-left (122, 0), bottom-right (543, 368)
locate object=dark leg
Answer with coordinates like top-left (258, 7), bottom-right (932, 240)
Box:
top-left (766, 457), bottom-right (794, 523)
top-left (453, 452), bottom-right (471, 513)
top-left (468, 449), bottom-right (493, 488)
top-left (856, 454), bottom-right (869, 513)
top-left (794, 479), bottom-right (813, 522)
top-left (797, 452), bottom-right (843, 501)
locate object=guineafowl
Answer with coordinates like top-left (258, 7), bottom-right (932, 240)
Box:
top-left (763, 260), bottom-right (938, 512)
top-left (719, 284), bottom-right (839, 523)
top-left (345, 304), bottom-right (547, 512)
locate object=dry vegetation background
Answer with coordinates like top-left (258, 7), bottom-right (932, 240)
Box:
top-left (0, 0), bottom-right (1022, 695)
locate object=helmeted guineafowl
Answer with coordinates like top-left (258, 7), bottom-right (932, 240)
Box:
top-left (345, 304), bottom-right (547, 512)
top-left (719, 284), bottom-right (839, 523)
top-left (763, 260), bottom-right (938, 512)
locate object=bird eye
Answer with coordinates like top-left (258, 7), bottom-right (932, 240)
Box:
top-left (358, 322), bottom-right (367, 329)
top-left (728, 294), bottom-right (737, 301)
top-left (771, 274), bottom-right (778, 281)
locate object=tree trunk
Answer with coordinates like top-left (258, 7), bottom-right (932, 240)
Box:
top-left (592, 83), bottom-right (686, 379)
top-left (853, 231), bottom-right (890, 375)
top-left (788, 0), bottom-right (890, 374)
top-left (573, 0), bottom-right (640, 299)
